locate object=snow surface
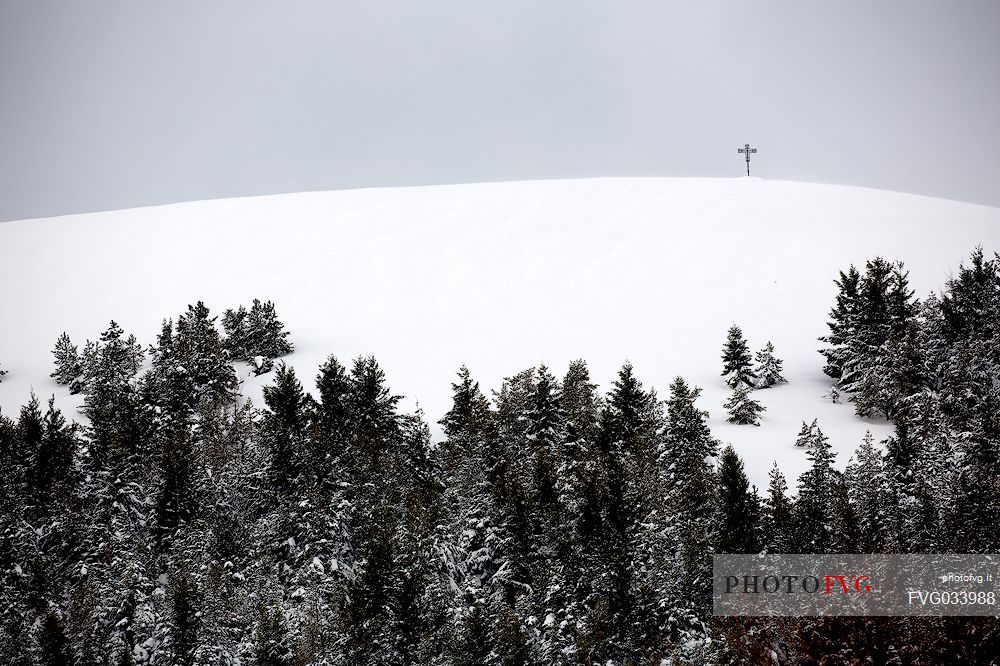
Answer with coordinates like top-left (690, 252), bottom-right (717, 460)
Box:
top-left (1, 177), bottom-right (998, 488)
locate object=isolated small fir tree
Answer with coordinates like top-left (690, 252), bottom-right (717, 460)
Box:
top-left (794, 420), bottom-right (813, 447)
top-left (0, 363), bottom-right (5, 382)
top-left (50, 332), bottom-right (83, 392)
top-left (724, 383), bottom-right (764, 425)
top-left (721, 324), bottom-right (757, 389)
top-left (794, 418), bottom-right (828, 448)
top-left (753, 341), bottom-right (786, 388)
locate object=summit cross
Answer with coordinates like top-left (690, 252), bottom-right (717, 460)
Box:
top-left (738, 143), bottom-right (757, 176)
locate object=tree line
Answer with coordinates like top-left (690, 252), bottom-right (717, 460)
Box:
top-left (0, 248), bottom-right (998, 664)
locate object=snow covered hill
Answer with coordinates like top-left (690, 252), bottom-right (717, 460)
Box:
top-left (1, 177), bottom-right (997, 487)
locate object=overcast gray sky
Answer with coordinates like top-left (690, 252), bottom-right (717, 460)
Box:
top-left (1, 1), bottom-right (998, 222)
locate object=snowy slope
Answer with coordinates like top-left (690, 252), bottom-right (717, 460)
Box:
top-left (1, 177), bottom-right (998, 488)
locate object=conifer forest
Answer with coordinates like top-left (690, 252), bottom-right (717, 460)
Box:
top-left (2, 247), bottom-right (999, 665)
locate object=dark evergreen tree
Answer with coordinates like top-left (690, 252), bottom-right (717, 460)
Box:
top-left (164, 567), bottom-right (200, 666)
top-left (828, 476), bottom-right (860, 553)
top-left (261, 362), bottom-right (311, 491)
top-left (153, 418), bottom-right (198, 552)
top-left (79, 320), bottom-right (144, 419)
top-left (661, 376), bottom-right (717, 638)
top-left (27, 397), bottom-right (78, 514)
top-left (345, 513), bottom-right (401, 664)
top-left (724, 383), bottom-right (764, 425)
top-left (347, 355), bottom-right (402, 497)
top-left (221, 305), bottom-right (250, 360)
top-left (764, 463), bottom-right (792, 553)
top-left (35, 609), bottom-right (75, 666)
top-left (526, 364), bottom-right (563, 518)
top-left (947, 462), bottom-right (999, 553)
top-left (939, 247), bottom-right (999, 360)
top-left (845, 431), bottom-right (890, 552)
top-left (791, 425), bottom-right (838, 553)
top-left (310, 355), bottom-right (353, 488)
top-left (821, 258), bottom-right (919, 420)
top-left (50, 332), bottom-right (83, 391)
top-left (439, 365), bottom-right (509, 661)
top-left (248, 299), bottom-right (294, 359)
top-left (223, 299), bottom-right (293, 366)
top-left (183, 304), bottom-right (231, 398)
top-left (715, 445), bottom-right (761, 553)
top-left (721, 325), bottom-right (756, 389)
top-left (440, 365), bottom-right (492, 444)
top-left (254, 604), bottom-right (293, 666)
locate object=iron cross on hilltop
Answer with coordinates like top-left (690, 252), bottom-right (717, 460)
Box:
top-left (738, 143), bottom-right (757, 176)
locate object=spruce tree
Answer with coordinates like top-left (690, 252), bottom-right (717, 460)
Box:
top-left (819, 265), bottom-right (861, 380)
top-left (348, 355), bottom-right (401, 478)
top-left (439, 365), bottom-right (508, 645)
top-left (715, 445), bottom-right (760, 553)
top-left (724, 383), bottom-right (764, 425)
top-left (557, 358), bottom-right (600, 623)
top-left (28, 397), bottom-right (77, 512)
top-left (249, 299), bottom-right (293, 359)
top-left (662, 376), bottom-right (718, 630)
top-left (50, 332), bottom-right (83, 391)
top-left (526, 364), bottom-right (563, 516)
top-left (254, 605), bottom-right (293, 666)
top-left (153, 416), bottom-right (198, 552)
top-left (939, 247), bottom-right (999, 346)
top-left (36, 609), bottom-right (75, 666)
top-left (78, 320), bottom-right (144, 416)
top-left (311, 355), bottom-right (353, 487)
top-left (172, 302), bottom-right (238, 406)
top-left (845, 431), bottom-right (890, 552)
top-left (793, 419), bottom-right (826, 448)
top-left (221, 305), bottom-right (250, 360)
top-left (764, 463), bottom-right (792, 553)
top-left (828, 477), bottom-right (860, 553)
top-left (225, 299), bottom-right (294, 365)
top-left (721, 325), bottom-right (756, 389)
top-left (753, 341), bottom-right (786, 388)
top-left (819, 259), bottom-right (919, 416)
top-left (439, 365), bottom-right (492, 444)
top-left (261, 362), bottom-right (311, 491)
top-left (791, 427), bottom-right (838, 553)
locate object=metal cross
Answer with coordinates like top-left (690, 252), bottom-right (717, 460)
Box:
top-left (738, 143), bottom-right (757, 176)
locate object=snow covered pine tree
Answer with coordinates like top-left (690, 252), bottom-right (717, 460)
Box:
top-left (721, 324), bottom-right (757, 389)
top-left (50, 331), bottom-right (83, 392)
top-left (724, 383), bottom-right (765, 425)
top-left (753, 340), bottom-right (786, 388)
top-left (222, 298), bottom-right (294, 375)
